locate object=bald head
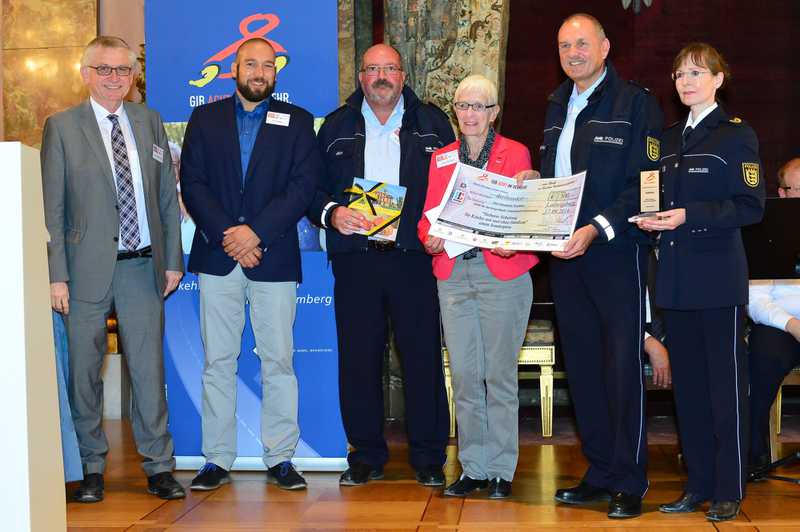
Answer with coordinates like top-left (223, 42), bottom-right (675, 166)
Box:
top-left (232, 38), bottom-right (276, 109)
top-left (560, 13), bottom-right (606, 40)
top-left (360, 44), bottom-right (402, 71)
top-left (557, 13), bottom-right (610, 92)
top-left (235, 38), bottom-right (275, 62)
top-left (358, 43), bottom-right (406, 114)
top-left (778, 158), bottom-right (800, 198)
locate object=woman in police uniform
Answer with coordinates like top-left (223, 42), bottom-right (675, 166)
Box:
top-left (637, 43), bottom-right (764, 522)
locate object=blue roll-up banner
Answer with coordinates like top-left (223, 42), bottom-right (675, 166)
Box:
top-left (145, 1), bottom-right (346, 470)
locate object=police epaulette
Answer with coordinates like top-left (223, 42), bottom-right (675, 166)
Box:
top-left (628, 80), bottom-right (650, 92)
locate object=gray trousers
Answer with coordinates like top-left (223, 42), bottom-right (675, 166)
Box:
top-left (199, 265), bottom-right (298, 469)
top-left (438, 253), bottom-right (532, 481)
top-left (65, 257), bottom-right (175, 476)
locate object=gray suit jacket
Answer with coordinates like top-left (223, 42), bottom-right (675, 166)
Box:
top-left (41, 100), bottom-right (183, 302)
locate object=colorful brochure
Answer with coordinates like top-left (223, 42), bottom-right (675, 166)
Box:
top-left (344, 178), bottom-right (407, 241)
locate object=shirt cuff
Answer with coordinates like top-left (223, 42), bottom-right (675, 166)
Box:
top-left (593, 214), bottom-right (616, 241)
top-left (321, 201), bottom-right (338, 229)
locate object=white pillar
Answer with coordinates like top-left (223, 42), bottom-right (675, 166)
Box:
top-left (0, 142), bottom-right (66, 531)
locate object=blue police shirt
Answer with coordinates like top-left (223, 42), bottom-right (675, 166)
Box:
top-left (362, 95), bottom-right (404, 186)
top-left (555, 67), bottom-right (607, 178)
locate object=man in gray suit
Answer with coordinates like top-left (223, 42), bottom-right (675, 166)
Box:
top-left (41, 36), bottom-right (185, 503)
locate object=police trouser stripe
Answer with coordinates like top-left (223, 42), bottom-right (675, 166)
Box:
top-left (635, 243), bottom-right (645, 465)
top-left (733, 306), bottom-right (743, 500)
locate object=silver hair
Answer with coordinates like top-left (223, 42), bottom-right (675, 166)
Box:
top-left (454, 74), bottom-right (498, 106)
top-left (81, 36), bottom-right (139, 72)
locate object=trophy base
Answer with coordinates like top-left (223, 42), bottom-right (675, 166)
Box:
top-left (628, 212), bottom-right (660, 223)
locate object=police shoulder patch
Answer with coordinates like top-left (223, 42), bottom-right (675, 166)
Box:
top-left (646, 136), bottom-right (660, 162)
top-left (742, 162), bottom-right (760, 187)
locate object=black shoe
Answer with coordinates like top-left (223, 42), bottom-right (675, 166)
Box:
top-left (339, 462), bottom-right (384, 486)
top-left (705, 500), bottom-right (740, 522)
top-left (747, 453), bottom-right (771, 482)
top-left (488, 478), bottom-right (512, 499)
top-left (415, 465), bottom-right (445, 487)
top-left (190, 463), bottom-right (230, 491)
top-left (607, 491), bottom-right (642, 519)
top-left (444, 475), bottom-right (489, 497)
top-left (267, 461), bottom-right (307, 490)
top-left (659, 492), bottom-right (707, 513)
top-left (74, 473), bottom-right (104, 503)
top-left (554, 481), bottom-right (611, 505)
top-left (147, 472), bottom-right (186, 500)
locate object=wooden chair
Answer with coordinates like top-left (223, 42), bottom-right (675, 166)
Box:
top-left (768, 367), bottom-right (800, 461)
top-left (442, 319), bottom-right (556, 438)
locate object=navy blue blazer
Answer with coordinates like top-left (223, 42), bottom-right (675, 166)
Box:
top-left (655, 106), bottom-right (765, 310)
top-left (180, 96), bottom-right (323, 282)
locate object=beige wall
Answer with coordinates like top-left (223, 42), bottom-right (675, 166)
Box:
top-left (99, 0), bottom-right (144, 102)
top-left (1, 0), bottom-right (96, 147)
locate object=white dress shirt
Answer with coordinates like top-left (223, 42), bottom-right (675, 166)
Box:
top-left (89, 97), bottom-right (151, 251)
top-left (554, 68), bottom-right (617, 241)
top-left (683, 102), bottom-right (718, 133)
top-left (749, 280), bottom-right (800, 331)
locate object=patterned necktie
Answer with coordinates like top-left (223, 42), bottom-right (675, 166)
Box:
top-left (107, 114), bottom-right (140, 251)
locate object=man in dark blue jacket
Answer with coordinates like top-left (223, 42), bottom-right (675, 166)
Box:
top-left (180, 38), bottom-right (322, 491)
top-left (308, 44), bottom-right (453, 486)
top-left (540, 14), bottom-right (662, 518)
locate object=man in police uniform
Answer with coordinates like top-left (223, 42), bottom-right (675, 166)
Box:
top-left (308, 44), bottom-right (452, 486)
top-left (540, 14), bottom-right (662, 518)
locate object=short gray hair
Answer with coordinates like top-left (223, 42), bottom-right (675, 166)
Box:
top-left (81, 36), bottom-right (139, 72)
top-left (561, 13), bottom-right (606, 40)
top-left (454, 74), bottom-right (498, 106)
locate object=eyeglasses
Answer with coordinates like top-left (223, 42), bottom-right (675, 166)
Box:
top-left (360, 64), bottom-right (402, 76)
top-left (671, 69), bottom-right (711, 81)
top-left (88, 65), bottom-right (133, 77)
top-left (453, 101), bottom-right (496, 112)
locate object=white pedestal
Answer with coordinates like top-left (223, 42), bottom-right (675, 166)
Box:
top-left (0, 142), bottom-right (67, 531)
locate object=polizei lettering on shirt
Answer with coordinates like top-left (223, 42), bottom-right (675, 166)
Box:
top-left (593, 136), bottom-right (625, 146)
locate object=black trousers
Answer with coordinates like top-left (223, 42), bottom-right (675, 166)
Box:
top-left (331, 248), bottom-right (449, 469)
top-left (664, 306), bottom-right (748, 502)
top-left (748, 323), bottom-right (800, 463)
top-left (550, 242), bottom-right (649, 496)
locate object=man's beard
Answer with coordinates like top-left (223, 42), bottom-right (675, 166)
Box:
top-left (364, 78), bottom-right (399, 105)
top-left (237, 76), bottom-right (274, 103)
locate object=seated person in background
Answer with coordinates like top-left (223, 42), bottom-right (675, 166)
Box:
top-left (645, 248), bottom-right (671, 388)
top-left (645, 295), bottom-right (671, 389)
top-left (747, 158), bottom-right (800, 471)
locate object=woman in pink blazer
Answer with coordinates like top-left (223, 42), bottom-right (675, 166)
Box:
top-left (418, 74), bottom-right (538, 499)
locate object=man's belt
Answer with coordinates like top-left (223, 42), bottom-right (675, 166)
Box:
top-left (117, 245), bottom-right (152, 260)
top-left (367, 240), bottom-right (396, 252)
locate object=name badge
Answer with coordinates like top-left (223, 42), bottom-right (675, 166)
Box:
top-left (152, 144), bottom-right (164, 163)
top-left (436, 150), bottom-right (458, 168)
top-left (266, 111), bottom-right (291, 127)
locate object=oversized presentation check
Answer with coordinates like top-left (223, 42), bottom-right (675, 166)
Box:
top-left (427, 163), bottom-right (586, 252)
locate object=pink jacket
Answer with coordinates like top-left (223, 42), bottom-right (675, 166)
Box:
top-left (418, 134), bottom-right (539, 281)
